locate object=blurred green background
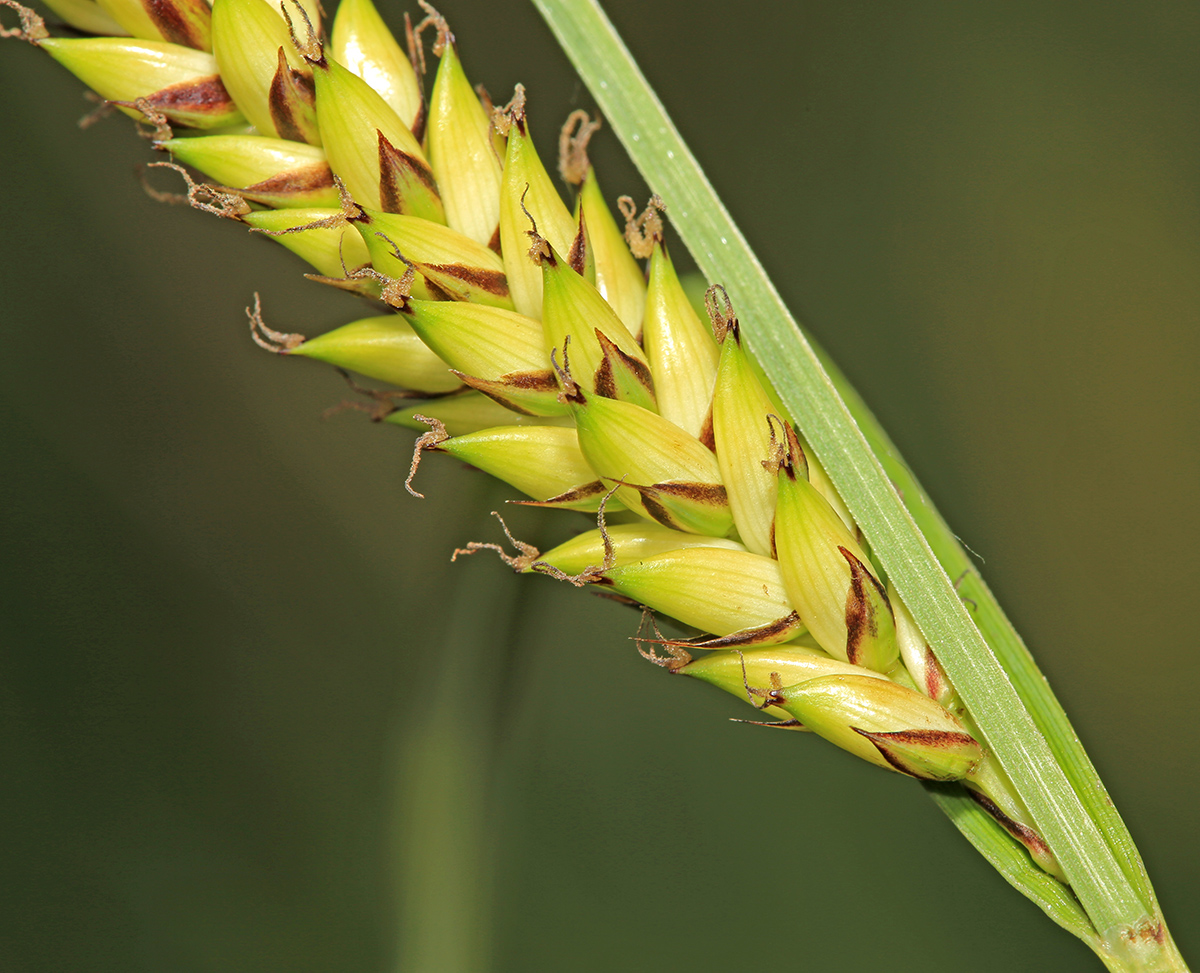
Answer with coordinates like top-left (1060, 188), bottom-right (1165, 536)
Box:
top-left (1, 1), bottom-right (1197, 969)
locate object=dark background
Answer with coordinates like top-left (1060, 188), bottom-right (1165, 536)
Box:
top-left (1, 1), bottom-right (1197, 970)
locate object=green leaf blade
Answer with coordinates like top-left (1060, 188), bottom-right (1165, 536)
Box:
top-left (531, 0), bottom-right (1166, 952)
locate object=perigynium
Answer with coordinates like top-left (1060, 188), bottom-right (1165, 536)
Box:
top-left (1, 1), bottom-right (1197, 971)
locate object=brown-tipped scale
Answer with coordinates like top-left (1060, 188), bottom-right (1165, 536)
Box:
top-left (540, 241), bottom-right (654, 411)
top-left (39, 36), bottom-right (243, 128)
top-left (353, 208), bottom-right (512, 308)
top-left (772, 423), bottom-right (899, 672)
top-left (400, 300), bottom-right (565, 417)
top-left (565, 384), bottom-right (732, 537)
top-left (772, 674), bottom-right (983, 780)
top-left (311, 53), bottom-right (443, 222)
top-left (211, 0), bottom-right (318, 142)
top-left (158, 135), bottom-right (338, 208)
top-left (599, 546), bottom-right (807, 647)
top-left (95, 0), bottom-right (211, 51)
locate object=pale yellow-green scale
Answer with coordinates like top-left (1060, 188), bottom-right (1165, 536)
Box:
top-left (312, 55), bottom-right (443, 221)
top-left (601, 547), bottom-right (797, 640)
top-left (641, 240), bottom-right (719, 440)
top-left (539, 244), bottom-right (655, 411)
top-left (712, 322), bottom-right (780, 557)
top-left (352, 208), bottom-right (512, 308)
top-left (427, 41), bottom-right (504, 247)
top-left (497, 106), bottom-right (580, 320)
top-left (286, 316), bottom-right (461, 394)
top-left (576, 170), bottom-right (646, 336)
top-left (240, 207), bottom-right (373, 283)
top-left (211, 0), bottom-right (310, 139)
top-left (434, 426), bottom-right (601, 506)
top-left (773, 437), bottom-right (897, 672)
top-left (569, 392), bottom-right (732, 537)
top-left (329, 0), bottom-right (422, 129)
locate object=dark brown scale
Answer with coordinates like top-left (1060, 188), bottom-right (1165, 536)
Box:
top-left (854, 727), bottom-right (977, 779)
top-left (517, 481), bottom-right (609, 507)
top-left (593, 331), bottom-right (654, 401)
top-left (146, 76), bottom-right (235, 116)
top-left (454, 375), bottom-right (539, 415)
top-left (648, 481), bottom-right (728, 506)
top-left (145, 0), bottom-right (209, 49)
top-left (968, 790), bottom-right (1053, 860)
top-left (697, 407), bottom-right (716, 452)
top-left (378, 132), bottom-right (439, 213)
top-left (685, 612), bottom-right (804, 649)
top-left (841, 545), bottom-right (887, 666)
top-left (421, 263), bottom-right (508, 297)
top-left (567, 216), bottom-right (588, 275)
top-left (243, 163), bottom-right (335, 197)
top-left (268, 48), bottom-right (316, 142)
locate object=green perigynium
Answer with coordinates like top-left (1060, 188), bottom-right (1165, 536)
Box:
top-left (2, 0), bottom-right (1188, 967)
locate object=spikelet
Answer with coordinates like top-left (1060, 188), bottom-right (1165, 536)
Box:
top-left (5, 0), bottom-right (1064, 886)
